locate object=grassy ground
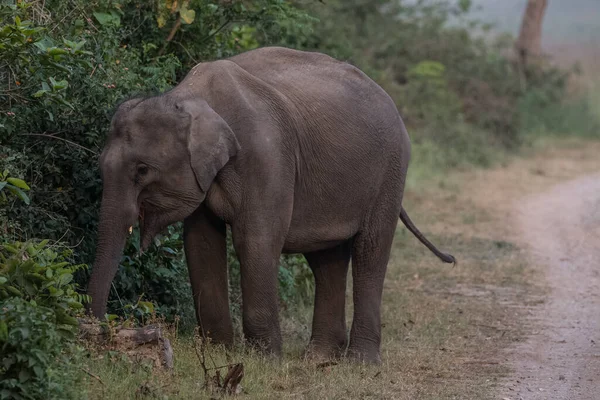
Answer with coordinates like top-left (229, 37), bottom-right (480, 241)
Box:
top-left (78, 138), bottom-right (600, 399)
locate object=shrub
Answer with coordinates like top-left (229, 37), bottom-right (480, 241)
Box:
top-left (110, 223), bottom-right (194, 327)
top-left (0, 240), bottom-right (88, 400)
top-left (1, 0), bottom-right (314, 323)
top-left (0, 298), bottom-right (85, 400)
top-left (0, 240), bottom-right (89, 337)
top-left (298, 0), bottom-right (583, 157)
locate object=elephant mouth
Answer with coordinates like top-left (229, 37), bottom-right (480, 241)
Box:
top-left (136, 201), bottom-right (173, 253)
top-left (136, 202), bottom-right (153, 252)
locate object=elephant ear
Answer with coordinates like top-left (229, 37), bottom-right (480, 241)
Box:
top-left (179, 100), bottom-right (240, 192)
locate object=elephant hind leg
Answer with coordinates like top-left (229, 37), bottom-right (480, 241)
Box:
top-left (303, 241), bottom-right (351, 360)
top-left (347, 216), bottom-right (398, 364)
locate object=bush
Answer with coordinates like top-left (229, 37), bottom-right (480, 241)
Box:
top-left (110, 223), bottom-right (194, 327)
top-left (1, 0), bottom-right (314, 324)
top-left (0, 240), bottom-right (89, 336)
top-left (297, 0), bottom-right (587, 160)
top-left (0, 298), bottom-right (85, 400)
top-left (0, 239), bottom-right (88, 400)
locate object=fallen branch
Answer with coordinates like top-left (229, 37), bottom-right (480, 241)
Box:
top-left (79, 322), bottom-right (174, 370)
top-left (81, 367), bottom-right (104, 385)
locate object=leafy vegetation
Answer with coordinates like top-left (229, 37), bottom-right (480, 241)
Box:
top-left (0, 240), bottom-right (89, 331)
top-left (0, 297), bottom-right (85, 400)
top-left (0, 0), bottom-right (315, 326)
top-left (0, 179), bottom-right (87, 399)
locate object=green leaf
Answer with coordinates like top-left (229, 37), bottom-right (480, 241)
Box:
top-left (19, 369), bottom-right (31, 383)
top-left (67, 300), bottom-right (83, 309)
top-left (139, 301), bottom-right (154, 313)
top-left (6, 178), bottom-right (30, 190)
top-left (56, 327), bottom-right (76, 339)
top-left (6, 185), bottom-right (30, 205)
top-left (0, 181), bottom-right (6, 191)
top-left (47, 47), bottom-right (67, 56)
top-left (33, 365), bottom-right (44, 377)
top-left (33, 37), bottom-right (54, 51)
top-left (0, 321), bottom-right (7, 341)
top-left (180, 7), bottom-right (196, 25)
top-left (93, 11), bottom-right (121, 27)
top-left (33, 89), bottom-right (48, 98)
top-left (59, 273), bottom-right (73, 286)
top-left (52, 79), bottom-right (68, 90)
top-left (106, 314), bottom-right (118, 322)
top-left (0, 277), bottom-right (7, 284)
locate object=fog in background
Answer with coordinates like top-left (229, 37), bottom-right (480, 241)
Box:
top-left (473, 0), bottom-right (600, 71)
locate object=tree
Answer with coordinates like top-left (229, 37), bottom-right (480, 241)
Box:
top-left (516, 0), bottom-right (549, 67)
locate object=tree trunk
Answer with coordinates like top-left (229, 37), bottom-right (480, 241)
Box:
top-left (516, 0), bottom-right (549, 67)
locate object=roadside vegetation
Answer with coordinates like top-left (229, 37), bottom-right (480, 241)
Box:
top-left (1, 0), bottom-right (599, 398)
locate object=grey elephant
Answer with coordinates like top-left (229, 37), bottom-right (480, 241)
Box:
top-left (86, 46), bottom-right (455, 364)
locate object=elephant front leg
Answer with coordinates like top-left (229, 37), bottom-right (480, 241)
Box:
top-left (232, 229), bottom-right (283, 356)
top-left (183, 206), bottom-right (233, 345)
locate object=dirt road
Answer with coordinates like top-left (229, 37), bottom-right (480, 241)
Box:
top-left (502, 172), bottom-right (600, 399)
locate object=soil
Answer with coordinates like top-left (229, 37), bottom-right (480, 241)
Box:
top-left (500, 172), bottom-right (600, 399)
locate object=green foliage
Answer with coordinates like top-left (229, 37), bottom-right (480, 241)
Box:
top-left (0, 240), bottom-right (89, 337)
top-left (297, 0), bottom-right (587, 167)
top-left (110, 224), bottom-right (194, 327)
top-left (1, 0), bottom-right (314, 323)
top-left (0, 170), bottom-right (31, 242)
top-left (0, 298), bottom-right (85, 400)
top-left (0, 171), bottom-right (31, 205)
top-left (277, 254), bottom-right (314, 309)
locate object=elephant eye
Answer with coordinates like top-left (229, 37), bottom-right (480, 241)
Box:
top-left (137, 165), bottom-right (149, 177)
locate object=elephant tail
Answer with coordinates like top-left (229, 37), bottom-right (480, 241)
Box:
top-left (399, 207), bottom-right (456, 265)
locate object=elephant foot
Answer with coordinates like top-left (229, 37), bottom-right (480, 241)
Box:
top-left (243, 332), bottom-right (283, 358)
top-left (303, 339), bottom-right (347, 362)
top-left (346, 345), bottom-right (382, 365)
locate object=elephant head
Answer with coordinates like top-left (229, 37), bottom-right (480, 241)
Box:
top-left (87, 95), bottom-right (240, 318)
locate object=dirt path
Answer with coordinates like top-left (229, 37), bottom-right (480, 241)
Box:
top-left (501, 172), bottom-right (600, 399)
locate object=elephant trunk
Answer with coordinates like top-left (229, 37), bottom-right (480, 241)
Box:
top-left (87, 192), bottom-right (137, 319)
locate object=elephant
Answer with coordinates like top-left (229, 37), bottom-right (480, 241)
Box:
top-left (86, 46), bottom-right (455, 364)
